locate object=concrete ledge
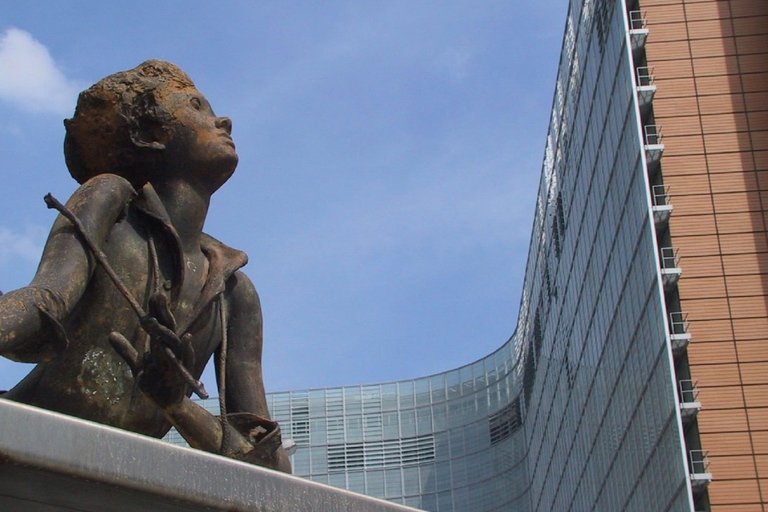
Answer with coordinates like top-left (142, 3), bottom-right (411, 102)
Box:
top-left (0, 399), bottom-right (422, 512)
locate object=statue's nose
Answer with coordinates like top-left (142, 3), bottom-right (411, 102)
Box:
top-left (216, 117), bottom-right (232, 134)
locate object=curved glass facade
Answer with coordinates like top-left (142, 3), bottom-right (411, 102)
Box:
top-left (266, 339), bottom-right (528, 511)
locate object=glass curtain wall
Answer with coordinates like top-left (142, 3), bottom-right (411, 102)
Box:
top-left (268, 339), bottom-right (530, 512)
top-left (517, 0), bottom-right (693, 510)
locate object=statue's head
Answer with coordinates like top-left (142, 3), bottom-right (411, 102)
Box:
top-left (64, 59), bottom-right (236, 189)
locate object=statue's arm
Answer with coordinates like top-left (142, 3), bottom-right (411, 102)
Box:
top-left (161, 396), bottom-right (259, 456)
top-left (138, 272), bottom-right (290, 472)
top-left (218, 271), bottom-right (292, 472)
top-left (220, 272), bottom-right (268, 416)
top-left (0, 174), bottom-right (136, 362)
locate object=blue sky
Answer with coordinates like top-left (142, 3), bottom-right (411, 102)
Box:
top-left (0, 1), bottom-right (567, 394)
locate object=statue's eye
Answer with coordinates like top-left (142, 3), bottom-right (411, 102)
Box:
top-left (190, 97), bottom-right (203, 110)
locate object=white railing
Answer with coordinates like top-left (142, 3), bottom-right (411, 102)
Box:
top-left (652, 185), bottom-right (670, 207)
top-left (660, 247), bottom-right (680, 270)
top-left (679, 379), bottom-right (700, 404)
top-left (689, 449), bottom-right (710, 475)
top-left (628, 10), bottom-right (647, 30)
top-left (636, 66), bottom-right (655, 87)
top-left (645, 124), bottom-right (663, 145)
top-left (669, 311), bottom-right (689, 336)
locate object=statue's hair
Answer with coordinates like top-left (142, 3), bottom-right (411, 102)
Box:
top-left (64, 60), bottom-right (196, 187)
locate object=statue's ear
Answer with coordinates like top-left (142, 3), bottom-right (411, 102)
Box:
top-left (129, 118), bottom-right (166, 151)
top-left (128, 91), bottom-right (167, 151)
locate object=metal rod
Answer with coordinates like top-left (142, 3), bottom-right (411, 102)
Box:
top-left (44, 193), bottom-right (208, 399)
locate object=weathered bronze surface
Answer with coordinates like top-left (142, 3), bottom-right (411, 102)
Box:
top-left (0, 60), bottom-right (291, 473)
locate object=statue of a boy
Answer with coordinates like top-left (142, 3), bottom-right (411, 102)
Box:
top-left (0, 60), bottom-right (291, 472)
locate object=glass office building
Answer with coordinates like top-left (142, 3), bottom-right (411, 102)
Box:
top-left (266, 342), bottom-right (528, 511)
top-left (170, 0), bottom-right (768, 510)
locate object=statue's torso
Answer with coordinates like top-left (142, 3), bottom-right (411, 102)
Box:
top-left (7, 199), bottom-right (226, 437)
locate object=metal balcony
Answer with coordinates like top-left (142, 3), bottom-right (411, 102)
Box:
top-left (628, 11), bottom-right (649, 54)
top-left (636, 67), bottom-right (657, 110)
top-left (679, 379), bottom-right (702, 423)
top-left (645, 125), bottom-right (665, 164)
top-left (669, 311), bottom-right (691, 354)
top-left (689, 450), bottom-right (713, 494)
top-left (652, 185), bottom-right (673, 226)
top-left (660, 246), bottom-right (682, 290)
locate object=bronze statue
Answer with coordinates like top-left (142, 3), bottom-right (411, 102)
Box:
top-left (0, 60), bottom-right (291, 472)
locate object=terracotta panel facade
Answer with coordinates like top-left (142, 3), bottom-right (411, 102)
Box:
top-left (645, 0), bottom-right (768, 509)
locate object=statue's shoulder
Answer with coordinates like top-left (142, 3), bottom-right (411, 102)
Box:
top-left (75, 173), bottom-right (137, 201)
top-left (61, 174), bottom-right (138, 229)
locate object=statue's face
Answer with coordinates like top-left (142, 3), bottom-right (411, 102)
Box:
top-left (162, 87), bottom-right (239, 191)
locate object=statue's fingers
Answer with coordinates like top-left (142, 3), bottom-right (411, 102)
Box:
top-left (149, 292), bottom-right (176, 331)
top-left (109, 331), bottom-right (140, 374)
top-left (181, 333), bottom-right (195, 370)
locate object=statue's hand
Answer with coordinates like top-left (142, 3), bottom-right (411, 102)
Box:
top-left (0, 287), bottom-right (68, 363)
top-left (136, 293), bottom-right (195, 408)
top-left (109, 292), bottom-right (199, 408)
top-left (224, 413), bottom-right (286, 467)
top-left (108, 329), bottom-right (190, 408)
top-left (137, 333), bottom-right (194, 408)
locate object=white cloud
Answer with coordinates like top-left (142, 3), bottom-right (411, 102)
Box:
top-left (0, 27), bottom-right (82, 115)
